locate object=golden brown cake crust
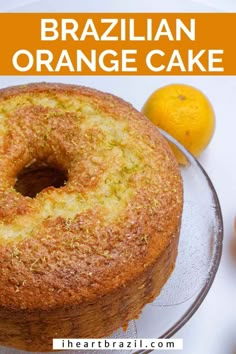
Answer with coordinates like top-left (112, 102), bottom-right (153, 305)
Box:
top-left (0, 83), bottom-right (183, 351)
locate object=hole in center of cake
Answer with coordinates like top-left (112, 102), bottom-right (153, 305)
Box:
top-left (14, 161), bottom-right (68, 198)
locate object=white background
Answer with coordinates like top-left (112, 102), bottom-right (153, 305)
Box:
top-left (0, 1), bottom-right (236, 354)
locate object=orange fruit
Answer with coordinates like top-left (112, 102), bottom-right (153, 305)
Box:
top-left (142, 84), bottom-right (215, 164)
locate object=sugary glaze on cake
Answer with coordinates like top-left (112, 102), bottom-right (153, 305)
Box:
top-left (0, 83), bottom-right (183, 351)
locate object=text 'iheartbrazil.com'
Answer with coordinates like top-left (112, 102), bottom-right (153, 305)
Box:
top-left (0, 13), bottom-right (235, 75)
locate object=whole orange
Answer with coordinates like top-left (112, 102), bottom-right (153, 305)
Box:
top-left (142, 84), bottom-right (215, 164)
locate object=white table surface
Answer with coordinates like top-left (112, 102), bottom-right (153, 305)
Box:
top-left (0, 1), bottom-right (235, 354)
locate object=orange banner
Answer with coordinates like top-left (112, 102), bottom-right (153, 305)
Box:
top-left (0, 13), bottom-right (235, 75)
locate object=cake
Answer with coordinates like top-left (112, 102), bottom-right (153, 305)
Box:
top-left (0, 83), bottom-right (183, 351)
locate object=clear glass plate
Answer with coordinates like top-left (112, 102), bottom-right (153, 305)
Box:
top-left (0, 130), bottom-right (223, 354)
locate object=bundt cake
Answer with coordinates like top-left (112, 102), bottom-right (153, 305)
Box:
top-left (0, 83), bottom-right (183, 351)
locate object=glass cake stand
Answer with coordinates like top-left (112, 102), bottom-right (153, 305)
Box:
top-left (0, 130), bottom-right (223, 354)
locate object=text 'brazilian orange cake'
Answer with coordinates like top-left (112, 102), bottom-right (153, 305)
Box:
top-left (0, 83), bottom-right (183, 351)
